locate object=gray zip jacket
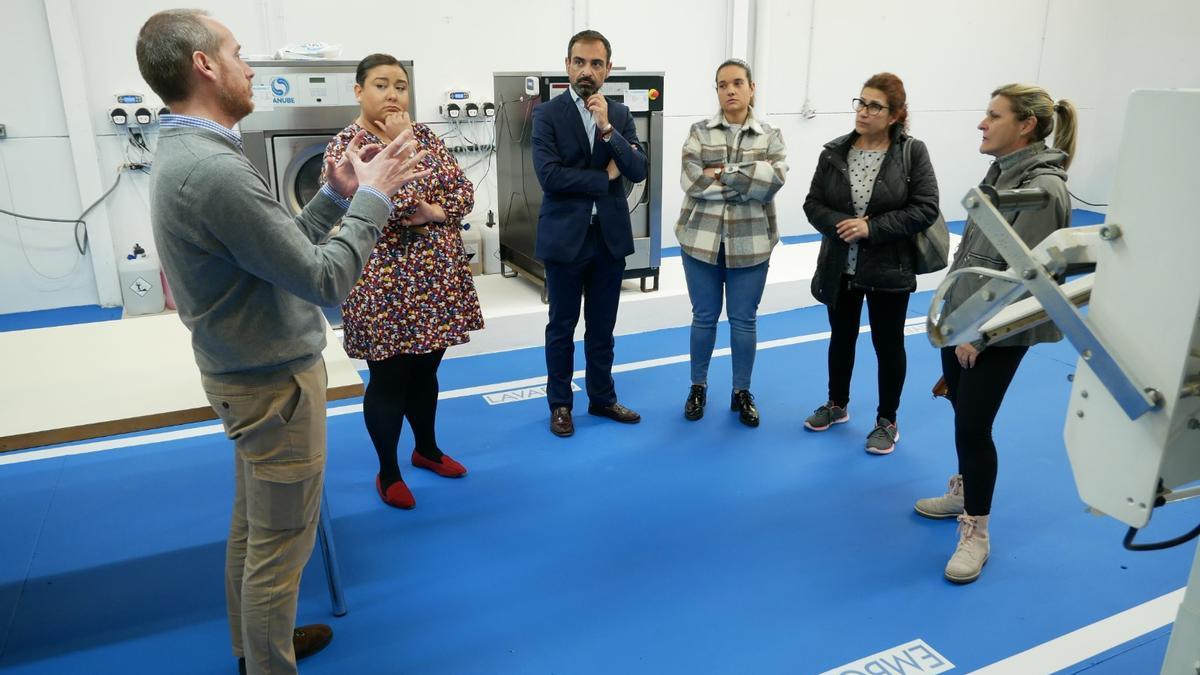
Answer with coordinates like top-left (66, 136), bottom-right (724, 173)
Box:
top-left (945, 142), bottom-right (1070, 349)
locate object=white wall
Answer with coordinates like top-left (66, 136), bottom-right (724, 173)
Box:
top-left (1, 0), bottom-right (1197, 314)
top-left (0, 0), bottom-right (98, 314)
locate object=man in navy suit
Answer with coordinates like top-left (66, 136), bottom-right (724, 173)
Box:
top-left (532, 30), bottom-right (648, 437)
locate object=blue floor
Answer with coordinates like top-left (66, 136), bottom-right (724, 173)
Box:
top-left (1, 282), bottom-right (1192, 674)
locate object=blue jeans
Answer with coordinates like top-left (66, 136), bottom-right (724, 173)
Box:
top-left (681, 248), bottom-right (770, 391)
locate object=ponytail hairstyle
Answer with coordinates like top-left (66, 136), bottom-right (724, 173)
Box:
top-left (991, 83), bottom-right (1077, 169)
top-left (715, 58), bottom-right (755, 108)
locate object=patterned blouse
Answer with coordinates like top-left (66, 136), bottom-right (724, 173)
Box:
top-left (843, 146), bottom-right (886, 274)
top-left (321, 122), bottom-right (484, 360)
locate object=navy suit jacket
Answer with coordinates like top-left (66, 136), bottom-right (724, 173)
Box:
top-left (531, 91), bottom-right (648, 264)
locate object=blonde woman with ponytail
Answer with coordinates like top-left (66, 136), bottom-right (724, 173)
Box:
top-left (913, 84), bottom-right (1077, 584)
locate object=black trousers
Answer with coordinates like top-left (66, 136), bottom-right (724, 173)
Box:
top-left (543, 224), bottom-right (625, 410)
top-left (363, 349), bottom-right (447, 479)
top-left (940, 344), bottom-right (1028, 516)
top-left (825, 275), bottom-right (910, 422)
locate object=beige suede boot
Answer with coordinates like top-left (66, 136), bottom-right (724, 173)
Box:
top-left (915, 474), bottom-right (965, 519)
top-left (945, 513), bottom-right (989, 584)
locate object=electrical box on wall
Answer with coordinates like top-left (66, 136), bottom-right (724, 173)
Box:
top-left (110, 92), bottom-right (166, 126)
top-left (439, 89), bottom-right (494, 121)
top-left (440, 89), bottom-right (470, 119)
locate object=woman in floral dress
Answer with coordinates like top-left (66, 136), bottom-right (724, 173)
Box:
top-left (322, 53), bottom-right (484, 509)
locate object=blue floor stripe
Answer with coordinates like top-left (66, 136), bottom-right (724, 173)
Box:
top-left (0, 305), bottom-right (122, 333)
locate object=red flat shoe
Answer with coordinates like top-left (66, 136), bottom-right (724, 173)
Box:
top-left (375, 474), bottom-right (415, 509)
top-left (411, 450), bottom-right (468, 478)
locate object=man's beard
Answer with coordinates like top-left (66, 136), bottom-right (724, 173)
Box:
top-left (219, 78), bottom-right (254, 121)
top-left (573, 78), bottom-right (597, 98)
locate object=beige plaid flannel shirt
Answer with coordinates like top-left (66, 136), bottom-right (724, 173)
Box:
top-left (674, 109), bottom-right (788, 268)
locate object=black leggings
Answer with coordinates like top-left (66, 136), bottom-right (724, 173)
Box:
top-left (940, 345), bottom-right (1028, 516)
top-left (826, 275), bottom-right (910, 422)
top-left (363, 349), bottom-right (446, 482)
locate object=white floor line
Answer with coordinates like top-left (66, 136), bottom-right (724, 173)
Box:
top-left (0, 424), bottom-right (226, 467)
top-left (2, 317), bottom-right (927, 468)
top-left (970, 588), bottom-right (1183, 674)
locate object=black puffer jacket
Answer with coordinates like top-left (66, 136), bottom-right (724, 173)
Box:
top-left (804, 126), bottom-right (940, 305)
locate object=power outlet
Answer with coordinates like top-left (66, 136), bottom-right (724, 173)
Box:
top-left (0, 124), bottom-right (7, 139)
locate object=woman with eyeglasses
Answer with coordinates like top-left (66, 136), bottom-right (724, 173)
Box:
top-left (676, 59), bottom-right (787, 427)
top-left (802, 72), bottom-right (939, 453)
top-left (915, 85), bottom-right (1076, 584)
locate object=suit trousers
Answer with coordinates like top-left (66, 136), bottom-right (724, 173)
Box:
top-left (544, 223), bottom-right (626, 410)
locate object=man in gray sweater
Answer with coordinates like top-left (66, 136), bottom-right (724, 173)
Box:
top-left (136, 10), bottom-right (428, 674)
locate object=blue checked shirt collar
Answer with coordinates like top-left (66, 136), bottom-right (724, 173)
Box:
top-left (159, 114), bottom-right (244, 153)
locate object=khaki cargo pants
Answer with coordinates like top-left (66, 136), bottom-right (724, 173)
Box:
top-left (203, 359), bottom-right (327, 675)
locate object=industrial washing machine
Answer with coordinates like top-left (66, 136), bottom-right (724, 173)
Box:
top-left (242, 59), bottom-right (416, 215)
top-left (240, 59), bottom-right (415, 325)
top-left (493, 71), bottom-right (664, 301)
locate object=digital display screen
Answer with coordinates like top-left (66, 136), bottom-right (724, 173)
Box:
top-left (309, 77), bottom-right (326, 84)
top-left (451, 92), bottom-right (469, 100)
top-left (117, 95), bottom-right (142, 104)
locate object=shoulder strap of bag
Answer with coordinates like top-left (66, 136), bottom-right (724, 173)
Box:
top-left (902, 137), bottom-right (912, 183)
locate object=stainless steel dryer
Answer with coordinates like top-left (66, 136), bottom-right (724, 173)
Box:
top-left (493, 71), bottom-right (664, 301)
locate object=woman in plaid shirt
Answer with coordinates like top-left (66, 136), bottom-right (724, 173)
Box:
top-left (675, 59), bottom-right (788, 428)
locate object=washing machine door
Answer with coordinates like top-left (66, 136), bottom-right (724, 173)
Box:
top-left (272, 135), bottom-right (334, 215)
top-left (622, 114), bottom-right (652, 238)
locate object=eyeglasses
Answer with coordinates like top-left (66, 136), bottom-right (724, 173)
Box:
top-left (852, 98), bottom-right (890, 116)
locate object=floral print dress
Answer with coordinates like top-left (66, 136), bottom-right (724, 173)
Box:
top-left (321, 122), bottom-right (484, 360)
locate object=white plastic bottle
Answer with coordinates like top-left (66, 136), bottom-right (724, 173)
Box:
top-left (119, 243), bottom-right (166, 316)
top-left (460, 223), bottom-right (481, 276)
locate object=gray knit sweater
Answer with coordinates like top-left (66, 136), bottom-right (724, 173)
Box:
top-left (150, 126), bottom-right (389, 383)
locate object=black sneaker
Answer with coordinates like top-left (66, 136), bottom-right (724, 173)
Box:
top-left (684, 384), bottom-right (707, 421)
top-left (730, 390), bottom-right (760, 427)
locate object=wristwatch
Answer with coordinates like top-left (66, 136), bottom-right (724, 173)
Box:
top-left (600, 123), bottom-right (614, 140)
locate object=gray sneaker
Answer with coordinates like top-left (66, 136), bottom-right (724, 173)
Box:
top-left (804, 401), bottom-right (849, 431)
top-left (915, 474), bottom-right (965, 519)
top-left (865, 417), bottom-right (899, 454)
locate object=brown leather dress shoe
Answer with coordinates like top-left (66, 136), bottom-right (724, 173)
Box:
top-left (550, 406), bottom-right (574, 437)
top-left (587, 401), bottom-right (641, 423)
top-left (237, 624), bottom-right (332, 673)
top-left (293, 624), bottom-right (333, 659)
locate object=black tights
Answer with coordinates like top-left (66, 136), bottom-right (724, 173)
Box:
top-left (940, 345), bottom-right (1028, 516)
top-left (364, 349), bottom-right (446, 485)
top-left (826, 275), bottom-right (910, 423)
